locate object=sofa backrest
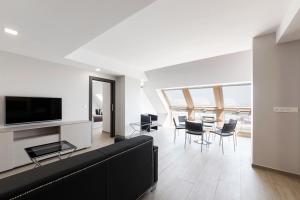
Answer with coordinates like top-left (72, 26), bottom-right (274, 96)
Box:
top-left (0, 136), bottom-right (154, 200)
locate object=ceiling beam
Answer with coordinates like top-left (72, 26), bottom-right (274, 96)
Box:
top-left (182, 89), bottom-right (194, 109)
top-left (213, 86), bottom-right (224, 109)
top-left (182, 88), bottom-right (195, 120)
top-left (213, 86), bottom-right (224, 125)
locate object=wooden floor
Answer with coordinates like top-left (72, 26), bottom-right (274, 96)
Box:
top-left (142, 128), bottom-right (300, 200)
top-left (1, 128), bottom-right (300, 200)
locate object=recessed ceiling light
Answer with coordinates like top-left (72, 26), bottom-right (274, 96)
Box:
top-left (4, 28), bottom-right (18, 36)
top-left (95, 68), bottom-right (101, 72)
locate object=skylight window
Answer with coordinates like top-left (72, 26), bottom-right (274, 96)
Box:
top-left (189, 88), bottom-right (216, 107)
top-left (164, 90), bottom-right (187, 107)
top-left (223, 84), bottom-right (251, 107)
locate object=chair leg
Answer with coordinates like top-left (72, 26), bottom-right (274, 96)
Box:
top-left (189, 134), bottom-right (191, 144)
top-left (184, 133), bottom-right (187, 148)
top-left (221, 137), bottom-right (224, 154)
top-left (174, 128), bottom-right (177, 143)
top-left (233, 135), bottom-right (236, 152)
top-left (201, 134), bottom-right (203, 152)
top-left (235, 131), bottom-right (238, 146)
top-left (219, 135), bottom-right (222, 146)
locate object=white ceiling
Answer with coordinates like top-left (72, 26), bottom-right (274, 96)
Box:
top-left (277, 0), bottom-right (300, 43)
top-left (0, 0), bottom-right (156, 75)
top-left (67, 0), bottom-right (294, 77)
top-left (0, 0), bottom-right (297, 79)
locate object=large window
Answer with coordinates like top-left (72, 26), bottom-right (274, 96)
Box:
top-left (189, 88), bottom-right (216, 107)
top-left (164, 89), bottom-right (187, 107)
top-left (162, 84), bottom-right (252, 134)
top-left (223, 85), bottom-right (251, 107)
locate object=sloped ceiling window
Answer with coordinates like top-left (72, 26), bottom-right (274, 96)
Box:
top-left (189, 88), bottom-right (216, 107)
top-left (223, 85), bottom-right (251, 107)
top-left (164, 89), bottom-right (187, 107)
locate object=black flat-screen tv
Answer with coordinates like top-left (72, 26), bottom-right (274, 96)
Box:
top-left (5, 96), bottom-right (62, 125)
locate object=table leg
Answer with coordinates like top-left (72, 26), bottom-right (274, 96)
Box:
top-left (194, 132), bottom-right (212, 145)
top-left (32, 158), bottom-right (42, 168)
top-left (67, 148), bottom-right (76, 158)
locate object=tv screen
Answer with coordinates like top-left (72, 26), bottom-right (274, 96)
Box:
top-left (5, 96), bottom-right (62, 125)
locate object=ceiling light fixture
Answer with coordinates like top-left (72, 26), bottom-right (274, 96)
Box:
top-left (95, 68), bottom-right (101, 72)
top-left (4, 28), bottom-right (18, 36)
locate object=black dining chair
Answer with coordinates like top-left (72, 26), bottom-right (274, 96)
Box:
top-left (173, 118), bottom-right (185, 143)
top-left (229, 119), bottom-right (238, 146)
top-left (178, 116), bottom-right (187, 125)
top-left (210, 123), bottom-right (236, 154)
top-left (185, 121), bottom-right (205, 152)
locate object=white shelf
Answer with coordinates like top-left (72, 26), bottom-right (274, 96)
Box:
top-left (0, 120), bottom-right (89, 133)
top-left (0, 120), bottom-right (92, 172)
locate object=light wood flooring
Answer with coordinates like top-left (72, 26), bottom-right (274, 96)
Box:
top-left (142, 128), bottom-right (300, 200)
top-left (1, 128), bottom-right (300, 200)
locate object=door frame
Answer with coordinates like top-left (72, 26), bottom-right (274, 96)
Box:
top-left (89, 76), bottom-right (115, 137)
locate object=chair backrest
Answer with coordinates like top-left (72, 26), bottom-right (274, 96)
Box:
top-left (149, 114), bottom-right (158, 122)
top-left (229, 119), bottom-right (238, 129)
top-left (141, 114), bottom-right (151, 131)
top-left (141, 114), bottom-right (151, 124)
top-left (202, 116), bottom-right (214, 120)
top-left (222, 123), bottom-right (235, 133)
top-left (185, 121), bottom-right (203, 132)
top-left (202, 116), bottom-right (215, 128)
top-left (173, 118), bottom-right (178, 127)
top-left (178, 116), bottom-right (187, 124)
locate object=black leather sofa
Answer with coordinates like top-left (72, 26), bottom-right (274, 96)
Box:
top-left (0, 135), bottom-right (157, 200)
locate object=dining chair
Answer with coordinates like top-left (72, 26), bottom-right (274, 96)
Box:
top-left (202, 116), bottom-right (216, 141)
top-left (202, 116), bottom-right (215, 129)
top-left (210, 123), bottom-right (236, 154)
top-left (229, 119), bottom-right (238, 146)
top-left (173, 118), bottom-right (185, 143)
top-left (185, 121), bottom-right (205, 152)
top-left (178, 116), bottom-right (187, 125)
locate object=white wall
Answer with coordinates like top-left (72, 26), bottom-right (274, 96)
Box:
top-left (124, 76), bottom-right (141, 136)
top-left (144, 50), bottom-right (252, 124)
top-left (253, 33), bottom-right (300, 175)
top-left (115, 76), bottom-right (125, 135)
top-left (140, 88), bottom-right (156, 114)
top-left (92, 81), bottom-right (103, 114)
top-left (102, 82), bottom-right (111, 133)
top-left (0, 50), bottom-right (115, 126)
top-left (115, 76), bottom-right (141, 136)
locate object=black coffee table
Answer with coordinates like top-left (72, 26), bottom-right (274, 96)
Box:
top-left (25, 141), bottom-right (77, 167)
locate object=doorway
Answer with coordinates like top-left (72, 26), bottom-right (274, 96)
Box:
top-left (89, 76), bottom-right (115, 138)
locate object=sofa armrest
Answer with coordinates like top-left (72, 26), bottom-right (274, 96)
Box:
top-left (153, 146), bottom-right (158, 184)
top-left (114, 135), bottom-right (126, 143)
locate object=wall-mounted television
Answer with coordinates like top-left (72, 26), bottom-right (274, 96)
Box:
top-left (5, 96), bottom-right (62, 125)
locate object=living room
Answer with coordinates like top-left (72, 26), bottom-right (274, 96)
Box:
top-left (1, 0), bottom-right (300, 200)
